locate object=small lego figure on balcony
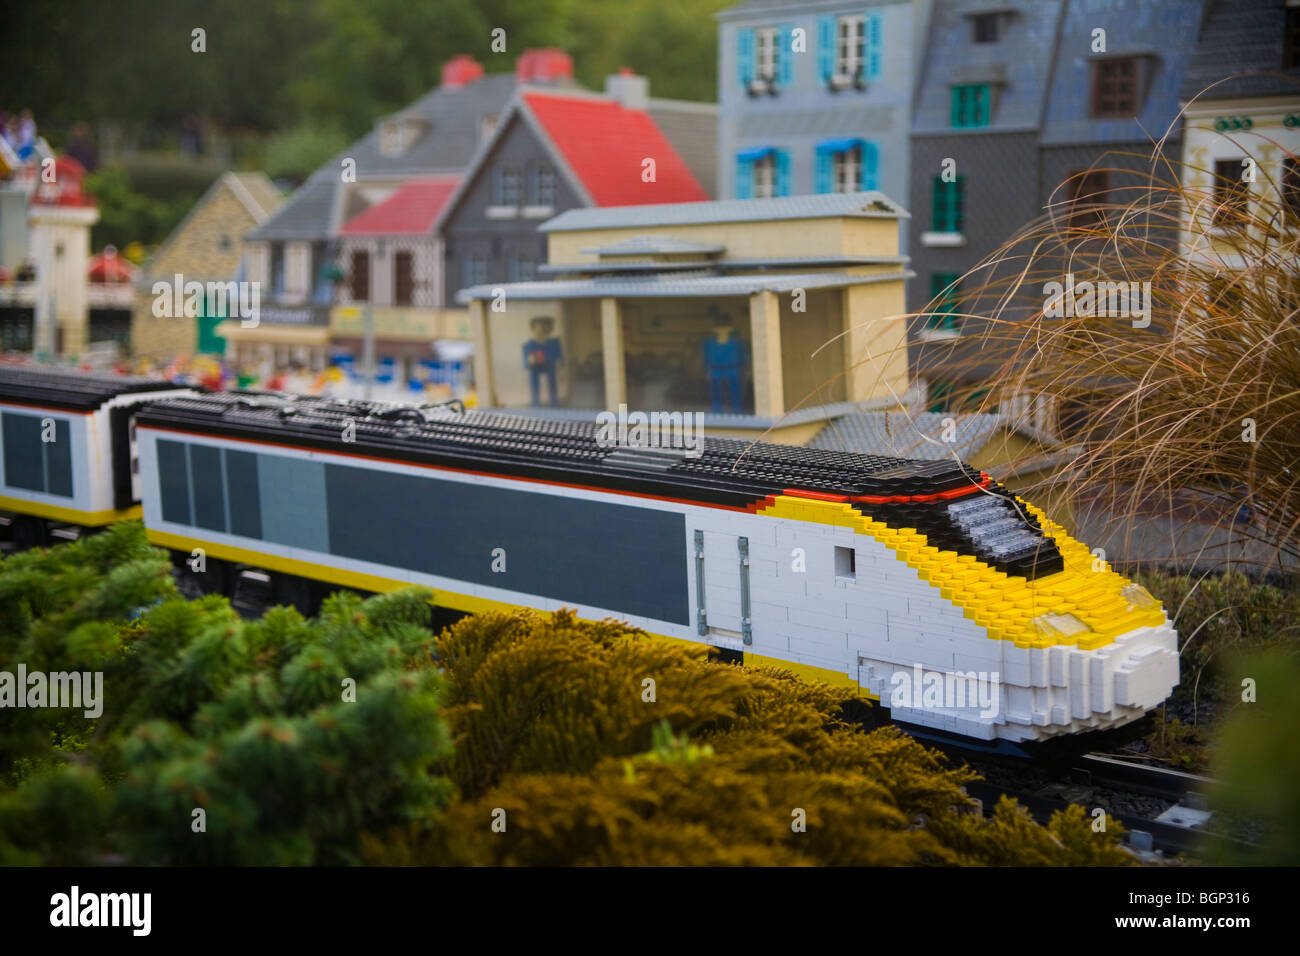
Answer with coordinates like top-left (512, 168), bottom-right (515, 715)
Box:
top-left (523, 315), bottom-right (562, 406)
top-left (702, 306), bottom-right (747, 413)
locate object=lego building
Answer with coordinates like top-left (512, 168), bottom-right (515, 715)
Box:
top-left (436, 71), bottom-right (716, 309)
top-left (715, 0), bottom-right (922, 218)
top-left (132, 171), bottom-right (282, 362)
top-left (1177, 0), bottom-right (1300, 269)
top-left (458, 191), bottom-right (914, 443)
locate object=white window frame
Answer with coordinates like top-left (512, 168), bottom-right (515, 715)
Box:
top-left (755, 27), bottom-right (779, 82)
top-left (752, 153), bottom-right (776, 198)
top-left (836, 14), bottom-right (865, 80)
top-left (833, 146), bottom-right (861, 194)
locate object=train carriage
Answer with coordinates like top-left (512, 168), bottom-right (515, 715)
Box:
top-left (135, 392), bottom-right (1179, 745)
top-left (0, 366), bottom-right (193, 548)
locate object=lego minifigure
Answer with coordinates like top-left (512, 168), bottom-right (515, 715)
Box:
top-left (523, 316), bottom-right (563, 407)
top-left (701, 306), bottom-right (747, 414)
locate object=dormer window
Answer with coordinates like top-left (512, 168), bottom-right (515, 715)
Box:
top-left (1090, 57), bottom-right (1140, 118)
top-left (379, 116), bottom-right (427, 157)
top-left (972, 13), bottom-right (1000, 43)
top-left (380, 120), bottom-right (403, 156)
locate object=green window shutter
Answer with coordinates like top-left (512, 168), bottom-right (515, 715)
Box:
top-left (933, 177), bottom-right (966, 232)
top-left (976, 84), bottom-right (989, 125)
top-left (929, 273), bottom-right (961, 331)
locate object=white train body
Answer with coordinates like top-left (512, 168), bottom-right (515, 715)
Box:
top-left (133, 394), bottom-right (1180, 745)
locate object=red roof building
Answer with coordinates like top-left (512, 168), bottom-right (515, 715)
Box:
top-left (339, 177), bottom-right (460, 235)
top-left (520, 91), bottom-right (708, 207)
top-left (435, 76), bottom-right (716, 307)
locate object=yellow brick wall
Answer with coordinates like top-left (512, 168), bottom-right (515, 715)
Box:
top-left (131, 181), bottom-right (267, 360)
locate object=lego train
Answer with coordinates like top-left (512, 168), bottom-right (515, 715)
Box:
top-left (0, 365), bottom-right (1180, 745)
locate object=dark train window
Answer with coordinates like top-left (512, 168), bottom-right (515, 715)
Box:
top-left (2, 412), bottom-right (72, 497)
top-left (156, 440), bottom-right (192, 524)
top-left (323, 461), bottom-right (690, 624)
top-left (45, 420), bottom-right (72, 496)
top-left (3, 412), bottom-right (45, 491)
top-left (189, 444), bottom-right (227, 532)
top-left (225, 449), bottom-right (262, 539)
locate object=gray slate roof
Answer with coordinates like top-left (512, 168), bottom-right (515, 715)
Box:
top-left (810, 411), bottom-right (1051, 461)
top-left (458, 268), bottom-right (912, 302)
top-left (716, 0), bottom-right (864, 20)
top-left (1180, 0), bottom-right (1300, 101)
top-left (647, 100), bottom-right (718, 199)
top-left (248, 73), bottom-right (520, 242)
top-left (541, 191), bottom-right (908, 233)
top-left (913, 0), bottom-right (1065, 134)
top-left (1039, 0), bottom-right (1207, 146)
top-left (246, 174), bottom-right (338, 242)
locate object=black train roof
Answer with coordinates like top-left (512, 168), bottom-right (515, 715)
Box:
top-left (0, 365), bottom-right (185, 411)
top-left (136, 392), bottom-right (989, 507)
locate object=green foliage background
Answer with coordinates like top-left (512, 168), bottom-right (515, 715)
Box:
top-left (5, 0), bottom-right (729, 139)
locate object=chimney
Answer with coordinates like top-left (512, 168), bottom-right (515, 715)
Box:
top-left (442, 54), bottom-right (484, 88)
top-left (604, 67), bottom-right (648, 110)
top-left (515, 48), bottom-right (574, 84)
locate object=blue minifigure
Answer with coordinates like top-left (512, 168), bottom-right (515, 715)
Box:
top-left (701, 307), bottom-right (747, 413)
top-left (523, 316), bottom-right (562, 407)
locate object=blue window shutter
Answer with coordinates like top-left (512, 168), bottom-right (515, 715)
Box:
top-left (861, 141), bottom-right (879, 191)
top-left (738, 28), bottom-right (755, 87)
top-left (778, 24), bottom-right (793, 87)
top-left (527, 165), bottom-right (540, 204)
top-left (815, 149), bottom-right (832, 194)
top-left (818, 16), bottom-right (835, 81)
top-left (736, 155), bottom-right (753, 199)
top-left (776, 149), bottom-right (791, 197)
top-left (490, 167), bottom-right (503, 204)
top-left (867, 12), bottom-right (883, 79)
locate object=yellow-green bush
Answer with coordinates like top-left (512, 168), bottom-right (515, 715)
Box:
top-left (366, 609), bottom-right (1133, 866)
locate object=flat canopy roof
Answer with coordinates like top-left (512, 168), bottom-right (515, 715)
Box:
top-left (456, 268), bottom-right (913, 302)
top-left (540, 191), bottom-right (909, 233)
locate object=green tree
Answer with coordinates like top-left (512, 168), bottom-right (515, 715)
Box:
top-left (0, 523), bottom-right (450, 865)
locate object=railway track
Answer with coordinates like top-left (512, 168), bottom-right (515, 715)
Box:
top-left (956, 749), bottom-right (1254, 857)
